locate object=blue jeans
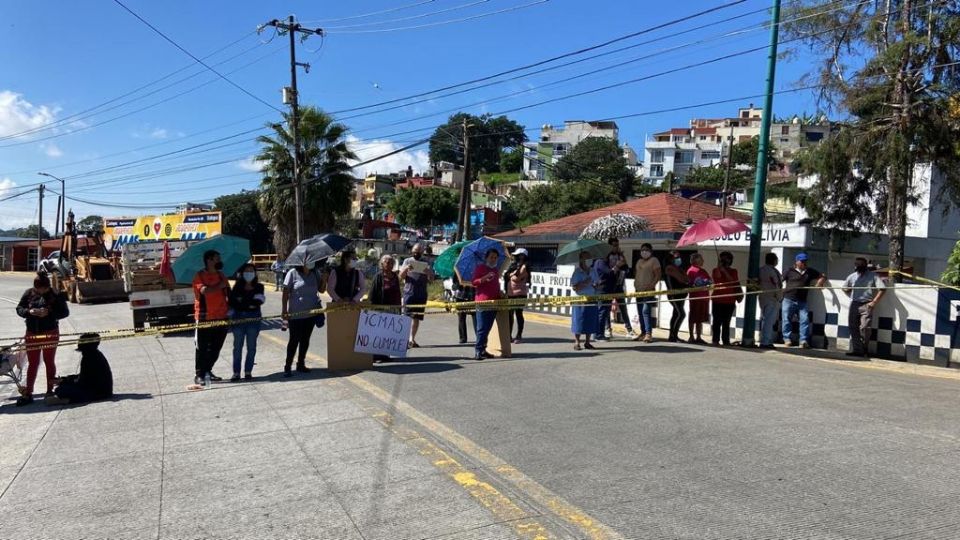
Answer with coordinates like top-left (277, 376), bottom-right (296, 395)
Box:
top-left (639, 299), bottom-right (654, 335)
top-left (475, 309), bottom-right (496, 356)
top-left (781, 298), bottom-right (810, 344)
top-left (759, 300), bottom-right (780, 346)
top-left (232, 314), bottom-right (261, 374)
top-left (595, 302), bottom-right (611, 339)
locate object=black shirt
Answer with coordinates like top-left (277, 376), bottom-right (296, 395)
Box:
top-left (228, 282), bottom-right (265, 313)
top-left (783, 267), bottom-right (822, 302)
top-left (16, 289), bottom-right (69, 333)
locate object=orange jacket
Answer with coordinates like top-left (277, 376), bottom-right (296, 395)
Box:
top-left (193, 270), bottom-right (229, 321)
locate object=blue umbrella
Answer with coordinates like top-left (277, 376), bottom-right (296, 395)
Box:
top-left (172, 235), bottom-right (251, 284)
top-left (454, 237), bottom-right (507, 283)
top-left (285, 233), bottom-right (352, 268)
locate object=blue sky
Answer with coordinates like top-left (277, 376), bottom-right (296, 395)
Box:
top-left (0, 0), bottom-right (823, 229)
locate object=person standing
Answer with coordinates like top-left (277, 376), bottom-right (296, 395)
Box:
top-left (327, 250), bottom-right (366, 304)
top-left (592, 254), bottom-right (616, 341)
top-left (607, 239), bottom-right (636, 339)
top-left (271, 259), bottom-right (284, 291)
top-left (758, 252), bottom-right (784, 349)
top-left (282, 262), bottom-right (323, 377)
top-left (632, 243), bottom-right (661, 343)
top-left (452, 279), bottom-right (476, 344)
top-left (686, 252), bottom-right (711, 345)
top-left (571, 251), bottom-right (599, 351)
top-left (842, 257), bottom-right (887, 357)
top-left (663, 250), bottom-right (690, 342)
top-left (504, 248), bottom-right (531, 344)
top-left (368, 255), bottom-right (403, 363)
top-left (228, 263), bottom-right (265, 381)
top-left (193, 250), bottom-right (229, 386)
top-left (471, 249), bottom-right (503, 360)
top-left (710, 251), bottom-right (743, 346)
top-left (15, 273), bottom-right (69, 406)
top-left (400, 244), bottom-right (434, 349)
top-left (781, 252), bottom-right (826, 348)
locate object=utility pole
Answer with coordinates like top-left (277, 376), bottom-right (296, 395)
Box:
top-left (742, 0), bottom-right (782, 348)
top-left (456, 119), bottom-right (472, 242)
top-left (38, 172), bottom-right (65, 238)
top-left (721, 124), bottom-right (734, 218)
top-left (37, 184), bottom-right (45, 264)
top-left (260, 16), bottom-right (322, 244)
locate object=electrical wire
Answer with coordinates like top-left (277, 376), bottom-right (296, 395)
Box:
top-left (302, 0), bottom-right (438, 24)
top-left (323, 0), bottom-right (549, 34)
top-left (111, 0), bottom-right (282, 113)
top-left (321, 0), bottom-right (492, 30)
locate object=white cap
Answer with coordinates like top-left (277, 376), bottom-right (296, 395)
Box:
top-left (512, 248), bottom-right (528, 256)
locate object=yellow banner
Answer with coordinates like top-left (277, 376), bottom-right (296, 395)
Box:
top-left (103, 212), bottom-right (222, 251)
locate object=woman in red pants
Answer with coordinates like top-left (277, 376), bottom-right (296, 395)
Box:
top-left (15, 273), bottom-right (69, 406)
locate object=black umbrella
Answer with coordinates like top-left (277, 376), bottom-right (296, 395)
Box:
top-left (285, 233), bottom-right (352, 268)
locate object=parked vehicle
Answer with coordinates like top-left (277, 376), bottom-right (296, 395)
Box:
top-left (120, 240), bottom-right (196, 330)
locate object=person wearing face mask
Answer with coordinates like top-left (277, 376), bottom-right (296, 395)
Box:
top-left (15, 272), bottom-right (70, 406)
top-left (757, 252), bottom-right (784, 349)
top-left (711, 251), bottom-right (743, 346)
top-left (504, 248), bottom-right (531, 344)
top-left (842, 257), bottom-right (886, 357)
top-left (282, 261), bottom-right (324, 377)
top-left (632, 243), bottom-right (661, 343)
top-left (193, 250), bottom-right (230, 386)
top-left (686, 252), bottom-right (711, 344)
top-left (471, 248), bottom-right (503, 360)
top-left (400, 243), bottom-right (435, 348)
top-left (368, 255), bottom-right (403, 363)
top-left (663, 250), bottom-right (690, 342)
top-left (327, 250), bottom-right (366, 304)
top-left (570, 251), bottom-right (600, 351)
top-left (228, 263), bottom-right (265, 381)
top-left (607, 238), bottom-right (636, 339)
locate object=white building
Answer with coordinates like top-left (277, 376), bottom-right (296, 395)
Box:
top-left (522, 120), bottom-right (620, 183)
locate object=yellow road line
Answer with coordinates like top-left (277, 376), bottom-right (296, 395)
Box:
top-left (260, 332), bottom-right (621, 540)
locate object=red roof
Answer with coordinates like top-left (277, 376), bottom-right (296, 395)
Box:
top-left (693, 127), bottom-right (717, 135)
top-left (497, 193), bottom-right (748, 239)
top-left (669, 128), bottom-right (690, 135)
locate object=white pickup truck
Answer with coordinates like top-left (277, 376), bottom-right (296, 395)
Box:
top-left (120, 240), bottom-right (196, 330)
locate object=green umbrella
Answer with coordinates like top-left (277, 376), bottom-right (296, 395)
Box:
top-left (432, 240), bottom-right (471, 279)
top-left (172, 234), bottom-right (251, 284)
top-left (555, 238), bottom-right (609, 265)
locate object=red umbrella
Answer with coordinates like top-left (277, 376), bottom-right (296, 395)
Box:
top-left (677, 218), bottom-right (750, 247)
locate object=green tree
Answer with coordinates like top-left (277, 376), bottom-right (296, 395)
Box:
top-left (387, 188), bottom-right (459, 229)
top-left (730, 136), bottom-right (776, 167)
top-left (428, 113), bottom-right (526, 174)
top-left (214, 191), bottom-right (273, 254)
top-left (499, 146), bottom-right (523, 173)
top-left (552, 137), bottom-right (635, 201)
top-left (15, 225), bottom-right (51, 240)
top-left (256, 106), bottom-right (357, 257)
top-left (785, 0), bottom-right (960, 276)
top-left (942, 239), bottom-right (960, 286)
top-left (76, 215), bottom-right (103, 232)
top-left (509, 180), bottom-right (619, 226)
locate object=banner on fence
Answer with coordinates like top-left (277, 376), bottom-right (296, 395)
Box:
top-left (354, 310), bottom-right (411, 358)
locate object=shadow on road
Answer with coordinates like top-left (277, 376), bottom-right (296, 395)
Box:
top-left (372, 362), bottom-right (463, 375)
top-left (0, 392), bottom-right (154, 414)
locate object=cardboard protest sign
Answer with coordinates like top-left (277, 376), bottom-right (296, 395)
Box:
top-left (354, 310), bottom-right (411, 358)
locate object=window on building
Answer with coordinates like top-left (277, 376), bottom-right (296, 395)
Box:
top-left (676, 151), bottom-right (694, 164)
top-left (699, 135), bottom-right (707, 141)
top-left (780, 137), bottom-right (789, 143)
top-left (650, 150), bottom-right (664, 163)
top-left (741, 111), bottom-right (749, 118)
top-left (781, 126), bottom-right (790, 135)
top-left (650, 164), bottom-right (664, 177)
top-left (701, 150), bottom-right (721, 160)
top-left (805, 131), bottom-right (824, 142)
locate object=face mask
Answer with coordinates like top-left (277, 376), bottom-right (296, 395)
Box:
top-left (855, 264), bottom-right (867, 273)
top-left (242, 272), bottom-right (256, 282)
top-left (721, 259), bottom-right (732, 266)
top-left (674, 258), bottom-right (682, 266)
top-left (347, 260), bottom-right (355, 269)
top-left (413, 253), bottom-right (422, 260)
top-left (214, 261), bottom-right (224, 271)
top-left (640, 250), bottom-right (651, 259)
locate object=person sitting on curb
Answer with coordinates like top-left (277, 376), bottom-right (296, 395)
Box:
top-left (45, 333), bottom-right (112, 406)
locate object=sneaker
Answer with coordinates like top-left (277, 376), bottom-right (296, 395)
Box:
top-left (626, 331), bottom-right (639, 340)
top-left (513, 337), bottom-right (522, 344)
top-left (194, 375), bottom-right (203, 385)
top-left (642, 334), bottom-right (653, 343)
top-left (230, 374), bottom-right (241, 383)
top-left (800, 341), bottom-right (811, 349)
top-left (15, 395), bottom-right (33, 407)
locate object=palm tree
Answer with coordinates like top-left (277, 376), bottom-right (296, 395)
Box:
top-left (256, 106), bottom-right (357, 257)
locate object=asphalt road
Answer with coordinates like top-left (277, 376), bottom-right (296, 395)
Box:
top-left (2, 273), bottom-right (960, 539)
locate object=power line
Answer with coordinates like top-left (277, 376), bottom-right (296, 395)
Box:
top-left (324, 0), bottom-right (550, 34)
top-left (323, 0), bottom-right (493, 30)
top-left (302, 0), bottom-right (438, 24)
top-left (111, 0), bottom-right (282, 113)
top-left (0, 31), bottom-right (260, 142)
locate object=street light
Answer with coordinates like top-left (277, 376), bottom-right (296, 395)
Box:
top-left (37, 172), bottom-right (65, 236)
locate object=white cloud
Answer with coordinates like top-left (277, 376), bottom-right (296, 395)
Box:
top-left (41, 143), bottom-right (63, 158)
top-left (237, 157), bottom-right (265, 172)
top-left (346, 136), bottom-right (430, 178)
top-left (0, 177), bottom-right (17, 197)
top-left (0, 90), bottom-right (58, 138)
top-left (150, 128), bottom-right (168, 139)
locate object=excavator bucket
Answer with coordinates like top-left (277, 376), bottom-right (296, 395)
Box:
top-left (75, 279), bottom-right (127, 304)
